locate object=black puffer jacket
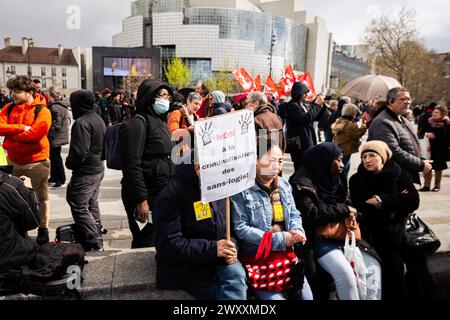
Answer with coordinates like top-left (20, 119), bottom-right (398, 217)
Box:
top-left (66, 90), bottom-right (106, 175)
top-left (153, 163), bottom-right (232, 290)
top-left (121, 80), bottom-right (176, 207)
top-left (0, 172), bottom-right (40, 274)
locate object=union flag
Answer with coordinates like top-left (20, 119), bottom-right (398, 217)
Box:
top-left (233, 68), bottom-right (255, 93)
top-left (297, 72), bottom-right (317, 101)
top-left (279, 65), bottom-right (298, 95)
top-left (263, 76), bottom-right (282, 101)
top-left (254, 75), bottom-right (262, 92)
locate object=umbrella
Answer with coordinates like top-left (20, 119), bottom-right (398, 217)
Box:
top-left (341, 75), bottom-right (402, 101)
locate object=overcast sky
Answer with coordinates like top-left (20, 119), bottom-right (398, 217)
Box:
top-left (0, 0), bottom-right (449, 53)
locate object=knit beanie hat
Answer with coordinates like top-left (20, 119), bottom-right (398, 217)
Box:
top-left (210, 90), bottom-right (226, 104)
top-left (360, 140), bottom-right (392, 163)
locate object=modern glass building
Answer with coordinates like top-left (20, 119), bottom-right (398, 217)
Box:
top-left (329, 43), bottom-right (372, 92)
top-left (113, 0), bottom-right (333, 91)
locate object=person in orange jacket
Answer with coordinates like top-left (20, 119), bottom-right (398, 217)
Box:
top-left (33, 79), bottom-right (50, 106)
top-left (0, 76), bottom-right (52, 245)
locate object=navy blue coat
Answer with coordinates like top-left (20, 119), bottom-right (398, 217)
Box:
top-left (153, 163), bottom-right (234, 290)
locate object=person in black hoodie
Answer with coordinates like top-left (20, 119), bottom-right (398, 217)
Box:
top-left (66, 90), bottom-right (106, 252)
top-left (286, 82), bottom-right (325, 171)
top-left (153, 156), bottom-right (247, 300)
top-left (120, 80), bottom-right (176, 249)
top-left (349, 140), bottom-right (442, 300)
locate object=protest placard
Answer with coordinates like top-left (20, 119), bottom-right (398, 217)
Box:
top-left (195, 109), bottom-right (257, 204)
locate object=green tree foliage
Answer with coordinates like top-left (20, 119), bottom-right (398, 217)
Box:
top-left (204, 70), bottom-right (240, 94)
top-left (164, 55), bottom-right (192, 89)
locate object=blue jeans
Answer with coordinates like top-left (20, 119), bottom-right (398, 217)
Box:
top-left (255, 278), bottom-right (314, 300)
top-left (317, 247), bottom-right (382, 300)
top-left (186, 262), bottom-right (247, 300)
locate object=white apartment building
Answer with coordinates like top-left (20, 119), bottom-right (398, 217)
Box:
top-left (0, 38), bottom-right (81, 95)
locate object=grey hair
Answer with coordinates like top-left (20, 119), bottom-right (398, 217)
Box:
top-left (340, 96), bottom-right (352, 104)
top-left (387, 87), bottom-right (409, 104)
top-left (187, 92), bottom-right (202, 102)
top-left (247, 92), bottom-right (268, 106)
top-left (342, 103), bottom-right (359, 117)
top-left (330, 100), bottom-right (338, 106)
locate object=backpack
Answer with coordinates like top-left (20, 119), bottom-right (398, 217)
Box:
top-left (5, 103), bottom-right (43, 121)
top-left (105, 114), bottom-right (146, 170)
top-left (0, 243), bottom-right (86, 297)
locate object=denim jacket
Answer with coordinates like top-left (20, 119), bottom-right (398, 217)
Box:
top-left (231, 177), bottom-right (305, 256)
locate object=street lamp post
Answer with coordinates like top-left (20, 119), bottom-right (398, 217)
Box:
top-left (269, 22), bottom-right (276, 78)
top-left (25, 37), bottom-right (33, 78)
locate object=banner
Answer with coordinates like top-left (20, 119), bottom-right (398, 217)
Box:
top-left (195, 109), bottom-right (257, 203)
top-left (233, 68), bottom-right (255, 93)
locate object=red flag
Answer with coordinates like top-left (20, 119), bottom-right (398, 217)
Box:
top-left (285, 65), bottom-right (296, 83)
top-left (263, 76), bottom-right (282, 101)
top-left (297, 72), bottom-right (317, 101)
top-left (233, 68), bottom-right (255, 93)
top-left (278, 65), bottom-right (297, 95)
top-left (254, 75), bottom-right (262, 92)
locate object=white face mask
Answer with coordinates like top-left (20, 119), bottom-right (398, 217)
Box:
top-left (153, 98), bottom-right (170, 115)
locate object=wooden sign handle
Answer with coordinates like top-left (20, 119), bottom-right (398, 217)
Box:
top-left (226, 197), bottom-right (231, 241)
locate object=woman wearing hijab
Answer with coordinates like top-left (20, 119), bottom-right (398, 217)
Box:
top-left (349, 141), bottom-right (442, 300)
top-left (121, 80), bottom-right (176, 248)
top-left (290, 143), bottom-right (382, 300)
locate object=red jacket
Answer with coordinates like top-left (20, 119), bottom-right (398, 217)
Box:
top-left (0, 97), bottom-right (51, 164)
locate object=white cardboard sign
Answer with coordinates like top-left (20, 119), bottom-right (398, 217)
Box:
top-left (195, 109), bottom-right (256, 203)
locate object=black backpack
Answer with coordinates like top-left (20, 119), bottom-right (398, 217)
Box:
top-left (4, 103), bottom-right (44, 121)
top-left (105, 114), bottom-right (146, 170)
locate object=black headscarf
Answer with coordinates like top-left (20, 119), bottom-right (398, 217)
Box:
top-left (302, 142), bottom-right (346, 204)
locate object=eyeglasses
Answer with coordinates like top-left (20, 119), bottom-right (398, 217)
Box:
top-left (396, 97), bottom-right (411, 103)
top-left (157, 90), bottom-right (172, 101)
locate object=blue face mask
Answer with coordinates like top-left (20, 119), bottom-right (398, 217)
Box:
top-left (153, 98), bottom-right (170, 115)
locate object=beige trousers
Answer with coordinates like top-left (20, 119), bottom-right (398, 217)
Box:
top-left (8, 158), bottom-right (51, 228)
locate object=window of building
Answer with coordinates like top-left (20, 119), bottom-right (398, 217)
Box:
top-left (42, 79), bottom-right (47, 88)
top-left (41, 67), bottom-right (46, 76)
top-left (7, 66), bottom-right (16, 75)
top-left (62, 68), bottom-right (67, 77)
top-left (52, 67), bottom-right (57, 77)
top-left (62, 80), bottom-right (67, 89)
top-left (27, 66), bottom-right (32, 77)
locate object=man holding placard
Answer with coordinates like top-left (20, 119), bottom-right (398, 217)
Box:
top-left (152, 110), bottom-right (256, 300)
